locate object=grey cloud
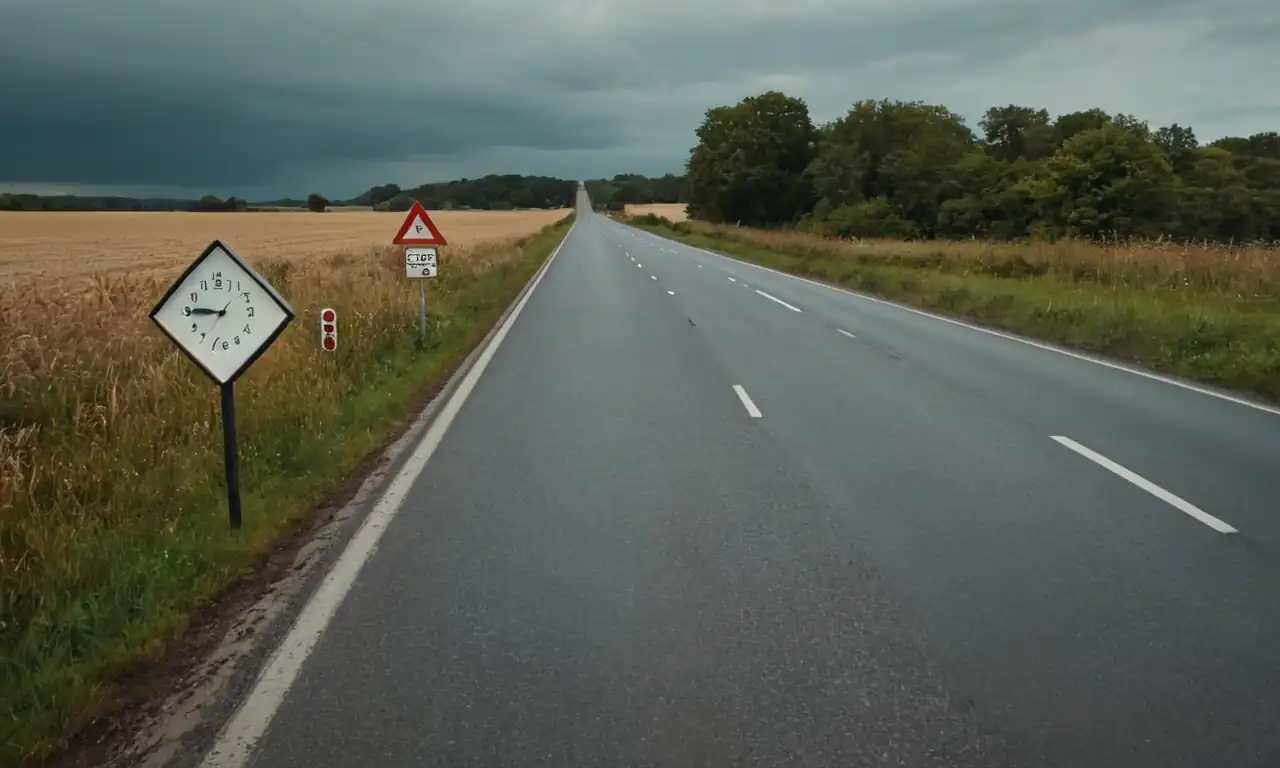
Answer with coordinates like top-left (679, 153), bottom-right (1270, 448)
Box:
top-left (0, 0), bottom-right (1276, 198)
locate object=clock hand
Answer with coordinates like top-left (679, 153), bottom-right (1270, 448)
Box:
top-left (190, 307), bottom-right (224, 316)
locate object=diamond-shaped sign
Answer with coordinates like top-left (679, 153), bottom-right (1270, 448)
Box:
top-left (150, 240), bottom-right (295, 385)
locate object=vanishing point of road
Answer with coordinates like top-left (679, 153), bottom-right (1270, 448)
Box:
top-left (199, 191), bottom-right (1280, 767)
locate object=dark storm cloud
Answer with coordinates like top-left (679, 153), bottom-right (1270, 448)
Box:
top-left (0, 0), bottom-right (1276, 197)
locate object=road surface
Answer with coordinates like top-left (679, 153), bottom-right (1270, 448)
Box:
top-left (204, 192), bottom-right (1280, 767)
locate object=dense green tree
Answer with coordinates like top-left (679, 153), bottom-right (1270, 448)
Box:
top-left (686, 91), bottom-right (817, 226)
top-left (306, 193), bottom-right (329, 212)
top-left (981, 105), bottom-right (1054, 162)
top-left (1024, 123), bottom-right (1178, 238)
top-left (681, 92), bottom-right (1279, 243)
top-left (1052, 108), bottom-right (1112, 147)
top-left (803, 99), bottom-right (973, 237)
top-left (1153, 123), bottom-right (1199, 173)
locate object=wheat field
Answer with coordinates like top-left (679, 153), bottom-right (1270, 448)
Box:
top-left (0, 208), bottom-right (573, 763)
top-left (624, 203), bottom-right (688, 221)
top-left (0, 209), bottom-right (572, 283)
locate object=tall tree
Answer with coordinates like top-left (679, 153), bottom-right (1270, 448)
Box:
top-left (981, 105), bottom-right (1054, 161)
top-left (1028, 123), bottom-right (1177, 238)
top-left (685, 91), bottom-right (817, 226)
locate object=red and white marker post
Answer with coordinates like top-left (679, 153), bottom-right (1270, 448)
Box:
top-left (319, 307), bottom-right (337, 351)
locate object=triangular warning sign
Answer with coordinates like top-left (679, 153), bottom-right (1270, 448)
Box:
top-left (392, 201), bottom-right (448, 245)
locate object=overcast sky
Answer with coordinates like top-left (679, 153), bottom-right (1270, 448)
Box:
top-left (0, 0), bottom-right (1275, 200)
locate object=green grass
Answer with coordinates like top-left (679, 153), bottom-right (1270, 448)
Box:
top-left (625, 217), bottom-right (1280, 403)
top-left (0, 216), bottom-right (572, 766)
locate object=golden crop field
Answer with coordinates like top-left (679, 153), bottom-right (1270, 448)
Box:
top-left (0, 209), bottom-right (572, 283)
top-left (624, 203), bottom-right (688, 221)
top-left (0, 206), bottom-right (574, 763)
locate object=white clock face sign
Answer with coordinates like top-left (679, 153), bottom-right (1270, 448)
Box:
top-left (151, 241), bottom-right (294, 385)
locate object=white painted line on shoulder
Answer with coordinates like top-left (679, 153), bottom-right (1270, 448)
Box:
top-left (686, 243), bottom-right (1280, 418)
top-left (199, 222), bottom-right (577, 768)
top-left (837, 328), bottom-right (857, 339)
top-left (1050, 435), bottom-right (1237, 534)
top-left (733, 385), bottom-right (763, 418)
top-left (754, 289), bottom-right (802, 312)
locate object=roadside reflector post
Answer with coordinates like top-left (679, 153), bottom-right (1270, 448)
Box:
top-left (319, 307), bottom-right (338, 352)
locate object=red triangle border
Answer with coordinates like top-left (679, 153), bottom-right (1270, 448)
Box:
top-left (392, 201), bottom-right (448, 245)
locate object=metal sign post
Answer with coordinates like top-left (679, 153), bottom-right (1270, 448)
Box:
top-left (392, 203), bottom-right (446, 346)
top-left (418, 280), bottom-right (428, 340)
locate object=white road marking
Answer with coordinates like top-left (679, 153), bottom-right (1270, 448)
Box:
top-left (727, 277), bottom-right (736, 282)
top-left (668, 290), bottom-right (675, 295)
top-left (837, 328), bottom-right (857, 339)
top-left (651, 275), bottom-right (658, 280)
top-left (680, 242), bottom-right (1280, 418)
top-left (199, 222), bottom-right (577, 768)
top-left (625, 252), bottom-right (630, 258)
top-left (1050, 436), bottom-right (1238, 534)
top-left (754, 289), bottom-right (802, 312)
top-left (697, 264), bottom-right (703, 268)
top-left (733, 385), bottom-right (763, 418)
top-left (637, 263), bottom-right (642, 268)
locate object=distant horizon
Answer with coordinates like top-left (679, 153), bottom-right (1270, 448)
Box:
top-left (0, 171), bottom-right (686, 205)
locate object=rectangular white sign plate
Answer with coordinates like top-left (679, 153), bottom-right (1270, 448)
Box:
top-left (405, 247), bottom-right (438, 278)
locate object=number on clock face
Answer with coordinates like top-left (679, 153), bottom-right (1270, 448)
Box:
top-left (183, 287), bottom-right (259, 355)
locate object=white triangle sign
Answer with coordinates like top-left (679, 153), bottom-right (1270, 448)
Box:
top-left (393, 200), bottom-right (447, 245)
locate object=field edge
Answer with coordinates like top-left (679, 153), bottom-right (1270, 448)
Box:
top-left (622, 217), bottom-right (1280, 405)
top-left (20, 215), bottom-right (576, 768)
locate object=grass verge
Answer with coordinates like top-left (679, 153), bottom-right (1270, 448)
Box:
top-left (624, 215), bottom-right (1280, 403)
top-left (0, 214), bottom-right (573, 765)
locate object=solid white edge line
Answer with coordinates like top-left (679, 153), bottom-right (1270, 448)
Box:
top-left (754, 289), bottom-right (802, 313)
top-left (670, 241), bottom-right (1280, 418)
top-left (199, 221), bottom-right (578, 768)
top-left (733, 385), bottom-right (763, 418)
top-left (1050, 435), bottom-right (1238, 534)
top-left (837, 328), bottom-right (857, 339)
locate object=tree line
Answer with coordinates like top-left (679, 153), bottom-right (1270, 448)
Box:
top-left (1, 173), bottom-right (690, 213)
top-left (349, 175), bottom-right (578, 211)
top-left (585, 174), bottom-right (687, 211)
top-left (684, 91), bottom-right (1280, 242)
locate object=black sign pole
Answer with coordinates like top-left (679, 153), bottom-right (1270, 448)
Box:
top-left (220, 381), bottom-right (242, 530)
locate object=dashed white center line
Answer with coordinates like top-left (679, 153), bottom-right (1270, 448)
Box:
top-left (667, 290), bottom-right (675, 295)
top-left (1050, 436), bottom-right (1238, 534)
top-left (732, 385), bottom-right (763, 418)
top-left (651, 275), bottom-right (658, 280)
top-left (754, 289), bottom-right (802, 312)
top-left (837, 328), bottom-right (857, 339)
top-left (637, 263), bottom-right (642, 268)
top-left (727, 277), bottom-right (737, 282)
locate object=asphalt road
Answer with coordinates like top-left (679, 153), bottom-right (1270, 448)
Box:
top-left (211, 192), bottom-right (1280, 767)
